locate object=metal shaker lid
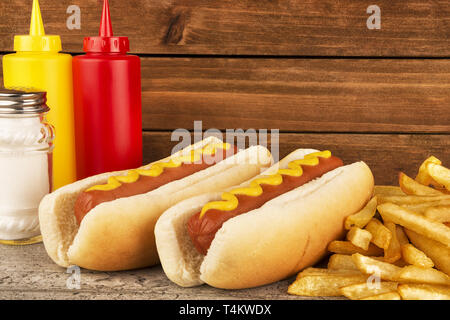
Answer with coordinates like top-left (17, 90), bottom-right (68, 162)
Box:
top-left (0, 89), bottom-right (50, 114)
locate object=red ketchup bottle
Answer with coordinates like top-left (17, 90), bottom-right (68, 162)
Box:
top-left (73, 0), bottom-right (142, 179)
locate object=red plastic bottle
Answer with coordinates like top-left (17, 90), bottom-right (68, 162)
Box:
top-left (73, 0), bottom-right (142, 179)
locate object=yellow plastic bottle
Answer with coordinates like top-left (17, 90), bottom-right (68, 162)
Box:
top-left (3, 0), bottom-right (76, 189)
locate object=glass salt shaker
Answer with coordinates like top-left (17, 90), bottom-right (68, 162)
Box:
top-left (0, 89), bottom-right (54, 245)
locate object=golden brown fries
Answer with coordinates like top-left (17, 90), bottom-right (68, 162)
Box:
top-left (405, 229), bottom-right (450, 276)
top-left (392, 259), bottom-right (408, 267)
top-left (401, 244), bottom-right (434, 268)
top-left (396, 265), bottom-right (450, 286)
top-left (415, 156), bottom-right (442, 187)
top-left (339, 282), bottom-right (398, 300)
top-left (295, 267), bottom-right (361, 278)
top-left (377, 203), bottom-right (450, 247)
top-left (327, 254), bottom-right (406, 270)
top-left (383, 221), bottom-right (402, 263)
top-left (328, 240), bottom-right (384, 256)
top-left (398, 284), bottom-right (450, 300)
top-left (395, 226), bottom-right (410, 246)
top-left (399, 172), bottom-right (444, 196)
top-left (426, 163), bottom-right (450, 191)
top-left (346, 227), bottom-right (372, 250)
top-left (327, 254), bottom-right (359, 271)
top-left (360, 292), bottom-right (401, 300)
top-left (365, 218), bottom-right (392, 250)
top-left (287, 272), bottom-right (368, 297)
top-left (344, 196), bottom-right (378, 230)
top-left (377, 195), bottom-right (450, 205)
top-left (423, 206), bottom-right (450, 222)
top-left (351, 253), bottom-right (402, 281)
top-left (289, 155), bottom-right (450, 300)
top-left (401, 200), bottom-right (450, 214)
top-left (373, 185), bottom-right (405, 197)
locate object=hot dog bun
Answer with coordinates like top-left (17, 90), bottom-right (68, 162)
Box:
top-left (155, 149), bottom-right (374, 289)
top-left (39, 137), bottom-right (272, 271)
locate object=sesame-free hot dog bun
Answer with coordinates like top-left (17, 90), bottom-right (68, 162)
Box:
top-left (155, 149), bottom-right (374, 289)
top-left (39, 137), bottom-right (272, 271)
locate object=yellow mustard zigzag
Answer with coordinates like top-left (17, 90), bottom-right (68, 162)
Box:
top-left (199, 150), bottom-right (331, 218)
top-left (87, 142), bottom-right (231, 192)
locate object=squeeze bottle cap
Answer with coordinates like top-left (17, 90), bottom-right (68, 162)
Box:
top-left (83, 0), bottom-right (130, 53)
top-left (13, 0), bottom-right (62, 52)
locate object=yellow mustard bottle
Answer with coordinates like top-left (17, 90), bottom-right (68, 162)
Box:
top-left (3, 0), bottom-right (76, 189)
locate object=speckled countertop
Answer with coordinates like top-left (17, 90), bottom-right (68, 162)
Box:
top-left (0, 242), bottom-right (341, 300)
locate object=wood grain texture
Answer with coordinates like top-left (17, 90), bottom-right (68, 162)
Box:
top-left (0, 243), bottom-right (337, 300)
top-left (0, 0), bottom-right (449, 56)
top-left (142, 57), bottom-right (450, 133)
top-left (143, 131), bottom-right (450, 186)
top-left (2, 56), bottom-right (448, 134)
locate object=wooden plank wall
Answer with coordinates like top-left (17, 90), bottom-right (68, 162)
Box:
top-left (0, 0), bottom-right (449, 185)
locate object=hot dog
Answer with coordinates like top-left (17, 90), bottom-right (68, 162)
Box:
top-left (155, 149), bottom-right (374, 289)
top-left (187, 154), bottom-right (343, 255)
top-left (39, 137), bottom-right (272, 271)
top-left (74, 145), bottom-right (238, 225)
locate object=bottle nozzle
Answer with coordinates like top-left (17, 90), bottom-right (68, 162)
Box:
top-left (83, 0), bottom-right (129, 53)
top-left (13, 0), bottom-right (61, 52)
top-left (30, 0), bottom-right (45, 36)
top-left (99, 0), bottom-right (113, 37)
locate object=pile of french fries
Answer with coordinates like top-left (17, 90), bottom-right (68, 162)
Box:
top-left (288, 156), bottom-right (450, 300)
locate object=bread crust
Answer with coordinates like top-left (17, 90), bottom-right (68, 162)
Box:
top-left (39, 137), bottom-right (272, 271)
top-left (155, 151), bottom-right (374, 289)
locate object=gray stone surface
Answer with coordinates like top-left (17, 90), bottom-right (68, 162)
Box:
top-left (0, 243), bottom-right (339, 300)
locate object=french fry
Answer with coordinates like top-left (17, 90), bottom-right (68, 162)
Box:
top-left (401, 200), bottom-right (450, 214)
top-left (392, 259), bottom-right (408, 267)
top-left (352, 253), bottom-right (402, 281)
top-left (345, 196), bottom-right (378, 230)
top-left (399, 172), bottom-right (443, 196)
top-left (326, 157), bottom-right (450, 300)
top-left (415, 156), bottom-right (442, 187)
top-left (424, 206), bottom-right (450, 222)
top-left (398, 284), bottom-right (450, 300)
top-left (365, 218), bottom-right (392, 250)
top-left (426, 163), bottom-right (450, 191)
top-left (383, 221), bottom-right (402, 263)
top-left (396, 226), bottom-right (410, 246)
top-left (328, 241), bottom-right (384, 256)
top-left (405, 229), bottom-right (450, 276)
top-left (339, 282), bottom-right (398, 300)
top-left (327, 254), bottom-right (359, 271)
top-left (401, 244), bottom-right (434, 268)
top-left (346, 227), bottom-right (372, 250)
top-left (311, 157), bottom-right (450, 300)
top-left (373, 185), bottom-right (405, 197)
top-left (396, 265), bottom-right (450, 286)
top-left (377, 203), bottom-right (450, 247)
top-left (328, 253), bottom-right (405, 269)
top-left (368, 256), bottom-right (406, 267)
top-left (296, 267), bottom-right (362, 278)
top-left (377, 195), bottom-right (450, 205)
top-left (360, 291), bottom-right (401, 300)
top-left (287, 273), bottom-right (368, 297)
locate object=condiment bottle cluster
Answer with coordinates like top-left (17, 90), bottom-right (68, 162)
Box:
top-left (0, 0), bottom-right (142, 243)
